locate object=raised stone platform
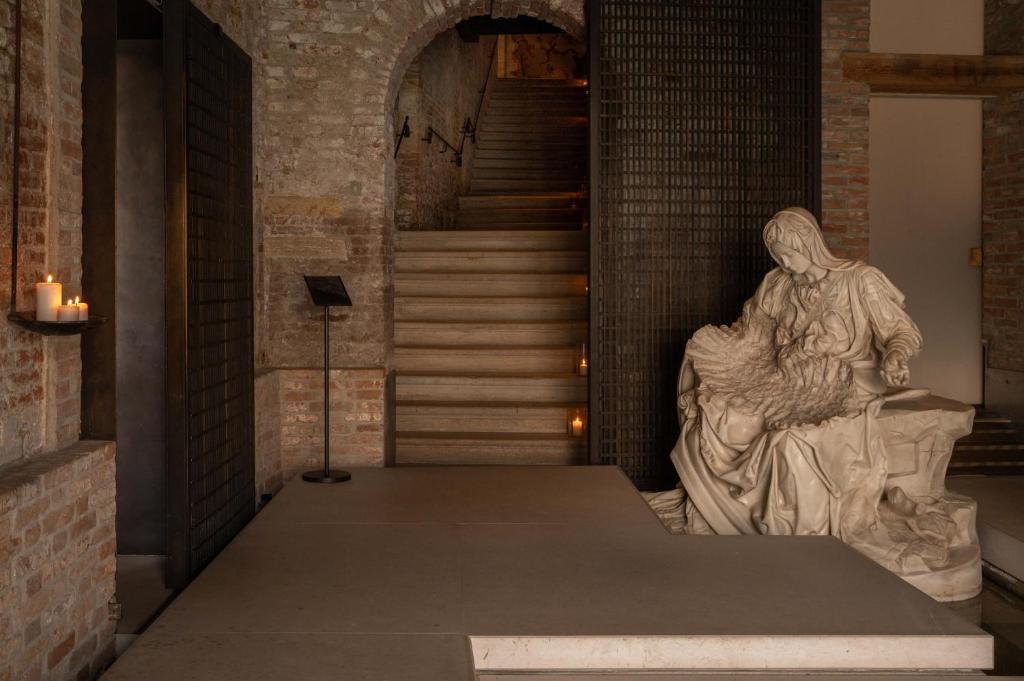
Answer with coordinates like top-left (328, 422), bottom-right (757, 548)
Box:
top-left (949, 475), bottom-right (1024, 583)
top-left (102, 467), bottom-right (992, 679)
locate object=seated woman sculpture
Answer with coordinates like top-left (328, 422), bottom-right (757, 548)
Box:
top-left (658, 207), bottom-right (976, 594)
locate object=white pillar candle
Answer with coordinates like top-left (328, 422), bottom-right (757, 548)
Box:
top-left (35, 275), bottom-right (62, 321)
top-left (74, 296), bottom-right (88, 321)
top-left (57, 299), bottom-right (79, 322)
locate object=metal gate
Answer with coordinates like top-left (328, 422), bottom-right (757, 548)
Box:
top-left (588, 0), bottom-right (821, 490)
top-left (166, 0), bottom-right (254, 586)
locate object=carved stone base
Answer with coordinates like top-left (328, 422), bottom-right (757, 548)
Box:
top-left (646, 393), bottom-right (983, 602)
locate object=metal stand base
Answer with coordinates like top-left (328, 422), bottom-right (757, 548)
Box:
top-left (302, 470), bottom-right (352, 484)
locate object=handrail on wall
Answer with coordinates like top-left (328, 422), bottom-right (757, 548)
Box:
top-left (393, 38), bottom-right (498, 165)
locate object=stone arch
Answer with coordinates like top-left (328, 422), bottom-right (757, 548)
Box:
top-left (376, 0), bottom-right (586, 360)
top-left (383, 2), bottom-right (586, 116)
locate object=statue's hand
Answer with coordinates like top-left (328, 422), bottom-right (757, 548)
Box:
top-left (881, 348), bottom-right (910, 386)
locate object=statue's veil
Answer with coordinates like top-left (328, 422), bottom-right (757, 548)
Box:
top-left (762, 207), bottom-right (857, 272)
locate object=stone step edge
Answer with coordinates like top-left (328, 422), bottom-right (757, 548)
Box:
top-left (467, 634), bottom-right (992, 673)
top-left (396, 399), bottom-right (585, 409)
top-left (396, 431), bottom-right (585, 442)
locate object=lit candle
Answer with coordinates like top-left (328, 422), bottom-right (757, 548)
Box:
top-left (578, 344), bottom-right (588, 377)
top-left (578, 357), bottom-right (588, 377)
top-left (74, 296), bottom-right (88, 321)
top-left (35, 274), bottom-right (62, 321)
top-left (57, 299), bottom-right (79, 322)
top-left (571, 414), bottom-right (584, 437)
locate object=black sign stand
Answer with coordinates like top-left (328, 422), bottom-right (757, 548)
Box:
top-left (302, 276), bottom-right (353, 484)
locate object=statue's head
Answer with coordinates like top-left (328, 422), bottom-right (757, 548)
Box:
top-left (762, 207), bottom-right (848, 281)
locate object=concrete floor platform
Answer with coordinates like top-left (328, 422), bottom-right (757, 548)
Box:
top-left (950, 476), bottom-right (1024, 584)
top-left (102, 467), bottom-right (992, 679)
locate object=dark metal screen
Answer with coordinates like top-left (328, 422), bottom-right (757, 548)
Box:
top-left (589, 0), bottom-right (821, 490)
top-left (183, 3), bottom-right (255, 574)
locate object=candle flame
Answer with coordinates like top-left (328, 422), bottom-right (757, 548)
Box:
top-left (46, 274), bottom-right (53, 283)
top-left (74, 296), bottom-right (80, 305)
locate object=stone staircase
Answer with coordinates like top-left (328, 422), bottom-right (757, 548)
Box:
top-left (394, 77), bottom-right (588, 466)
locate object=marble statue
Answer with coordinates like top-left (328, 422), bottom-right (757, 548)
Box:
top-left (647, 207), bottom-right (982, 601)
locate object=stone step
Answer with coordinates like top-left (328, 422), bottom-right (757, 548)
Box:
top-left (472, 157), bottom-right (585, 170)
top-left (395, 372), bottom-right (587, 402)
top-left (471, 165), bottom-right (585, 178)
top-left (448, 222), bottom-right (583, 231)
top-left (457, 193), bottom-right (582, 210)
top-left (482, 115), bottom-right (586, 126)
top-left (474, 144), bottom-right (585, 157)
top-left (394, 250), bottom-right (587, 274)
top-left (455, 209), bottom-right (584, 227)
top-left (478, 130), bottom-right (586, 142)
top-left (492, 78), bottom-right (586, 91)
top-left (397, 401), bottom-right (582, 433)
top-left (471, 179), bottom-right (584, 193)
top-left (395, 431), bottom-right (586, 466)
top-left (395, 296), bottom-right (587, 322)
top-left (394, 346), bottom-right (580, 374)
top-left (472, 148), bottom-right (584, 160)
top-left (484, 105), bottom-right (585, 116)
top-left (397, 230), bottom-right (586, 252)
top-left (395, 320), bottom-right (587, 346)
top-left (394, 272), bottom-right (587, 297)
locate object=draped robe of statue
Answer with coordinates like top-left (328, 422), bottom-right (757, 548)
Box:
top-left (658, 209), bottom-right (980, 594)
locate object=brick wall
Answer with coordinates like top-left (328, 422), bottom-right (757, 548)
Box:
top-left (254, 370), bottom-right (283, 497)
top-left (280, 368), bottom-right (385, 480)
top-left (0, 0), bottom-right (84, 467)
top-left (0, 441), bottom-right (116, 681)
top-left (983, 0), bottom-right (1024, 375)
top-left (820, 0), bottom-right (870, 260)
top-left (496, 34), bottom-right (587, 79)
top-left (394, 31), bottom-right (496, 231)
top-left (260, 0), bottom-right (584, 471)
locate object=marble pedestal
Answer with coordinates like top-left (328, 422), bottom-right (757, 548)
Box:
top-left (878, 394), bottom-right (981, 601)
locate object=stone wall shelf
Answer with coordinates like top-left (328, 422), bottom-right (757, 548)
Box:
top-left (7, 311), bottom-right (108, 336)
top-left (843, 52), bottom-right (1024, 96)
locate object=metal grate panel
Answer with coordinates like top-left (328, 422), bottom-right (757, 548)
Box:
top-left (184, 3), bottom-right (254, 573)
top-left (590, 0), bottom-right (820, 490)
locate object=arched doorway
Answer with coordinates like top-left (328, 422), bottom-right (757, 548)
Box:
top-left (383, 7), bottom-right (589, 466)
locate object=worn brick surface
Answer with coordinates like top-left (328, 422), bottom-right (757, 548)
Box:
top-left (279, 368), bottom-right (385, 480)
top-left (261, 0), bottom-right (585, 371)
top-left (0, 0), bottom-right (84, 466)
top-left (254, 370), bottom-right (283, 496)
top-left (0, 441), bottom-right (116, 681)
top-left (820, 0), bottom-right (870, 260)
top-left (497, 34), bottom-right (586, 79)
top-left (394, 31), bottom-right (496, 231)
top-left (983, 0), bottom-right (1024, 373)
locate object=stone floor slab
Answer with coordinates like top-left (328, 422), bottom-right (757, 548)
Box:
top-left (151, 522), bottom-right (463, 634)
top-left (101, 467), bottom-right (993, 678)
top-left (102, 633), bottom-right (474, 681)
top-left (262, 465), bottom-right (659, 526)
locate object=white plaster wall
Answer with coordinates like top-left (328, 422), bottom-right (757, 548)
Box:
top-left (868, 0), bottom-right (984, 404)
top-left (870, 0), bottom-right (983, 54)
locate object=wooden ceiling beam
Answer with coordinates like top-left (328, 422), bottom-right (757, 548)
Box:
top-left (842, 52), bottom-right (1024, 96)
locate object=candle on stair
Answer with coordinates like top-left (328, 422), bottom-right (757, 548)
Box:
top-left (35, 274), bottom-right (62, 321)
top-left (571, 413), bottom-right (584, 437)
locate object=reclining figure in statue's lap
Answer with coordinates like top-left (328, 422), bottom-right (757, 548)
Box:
top-left (648, 207), bottom-right (981, 601)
